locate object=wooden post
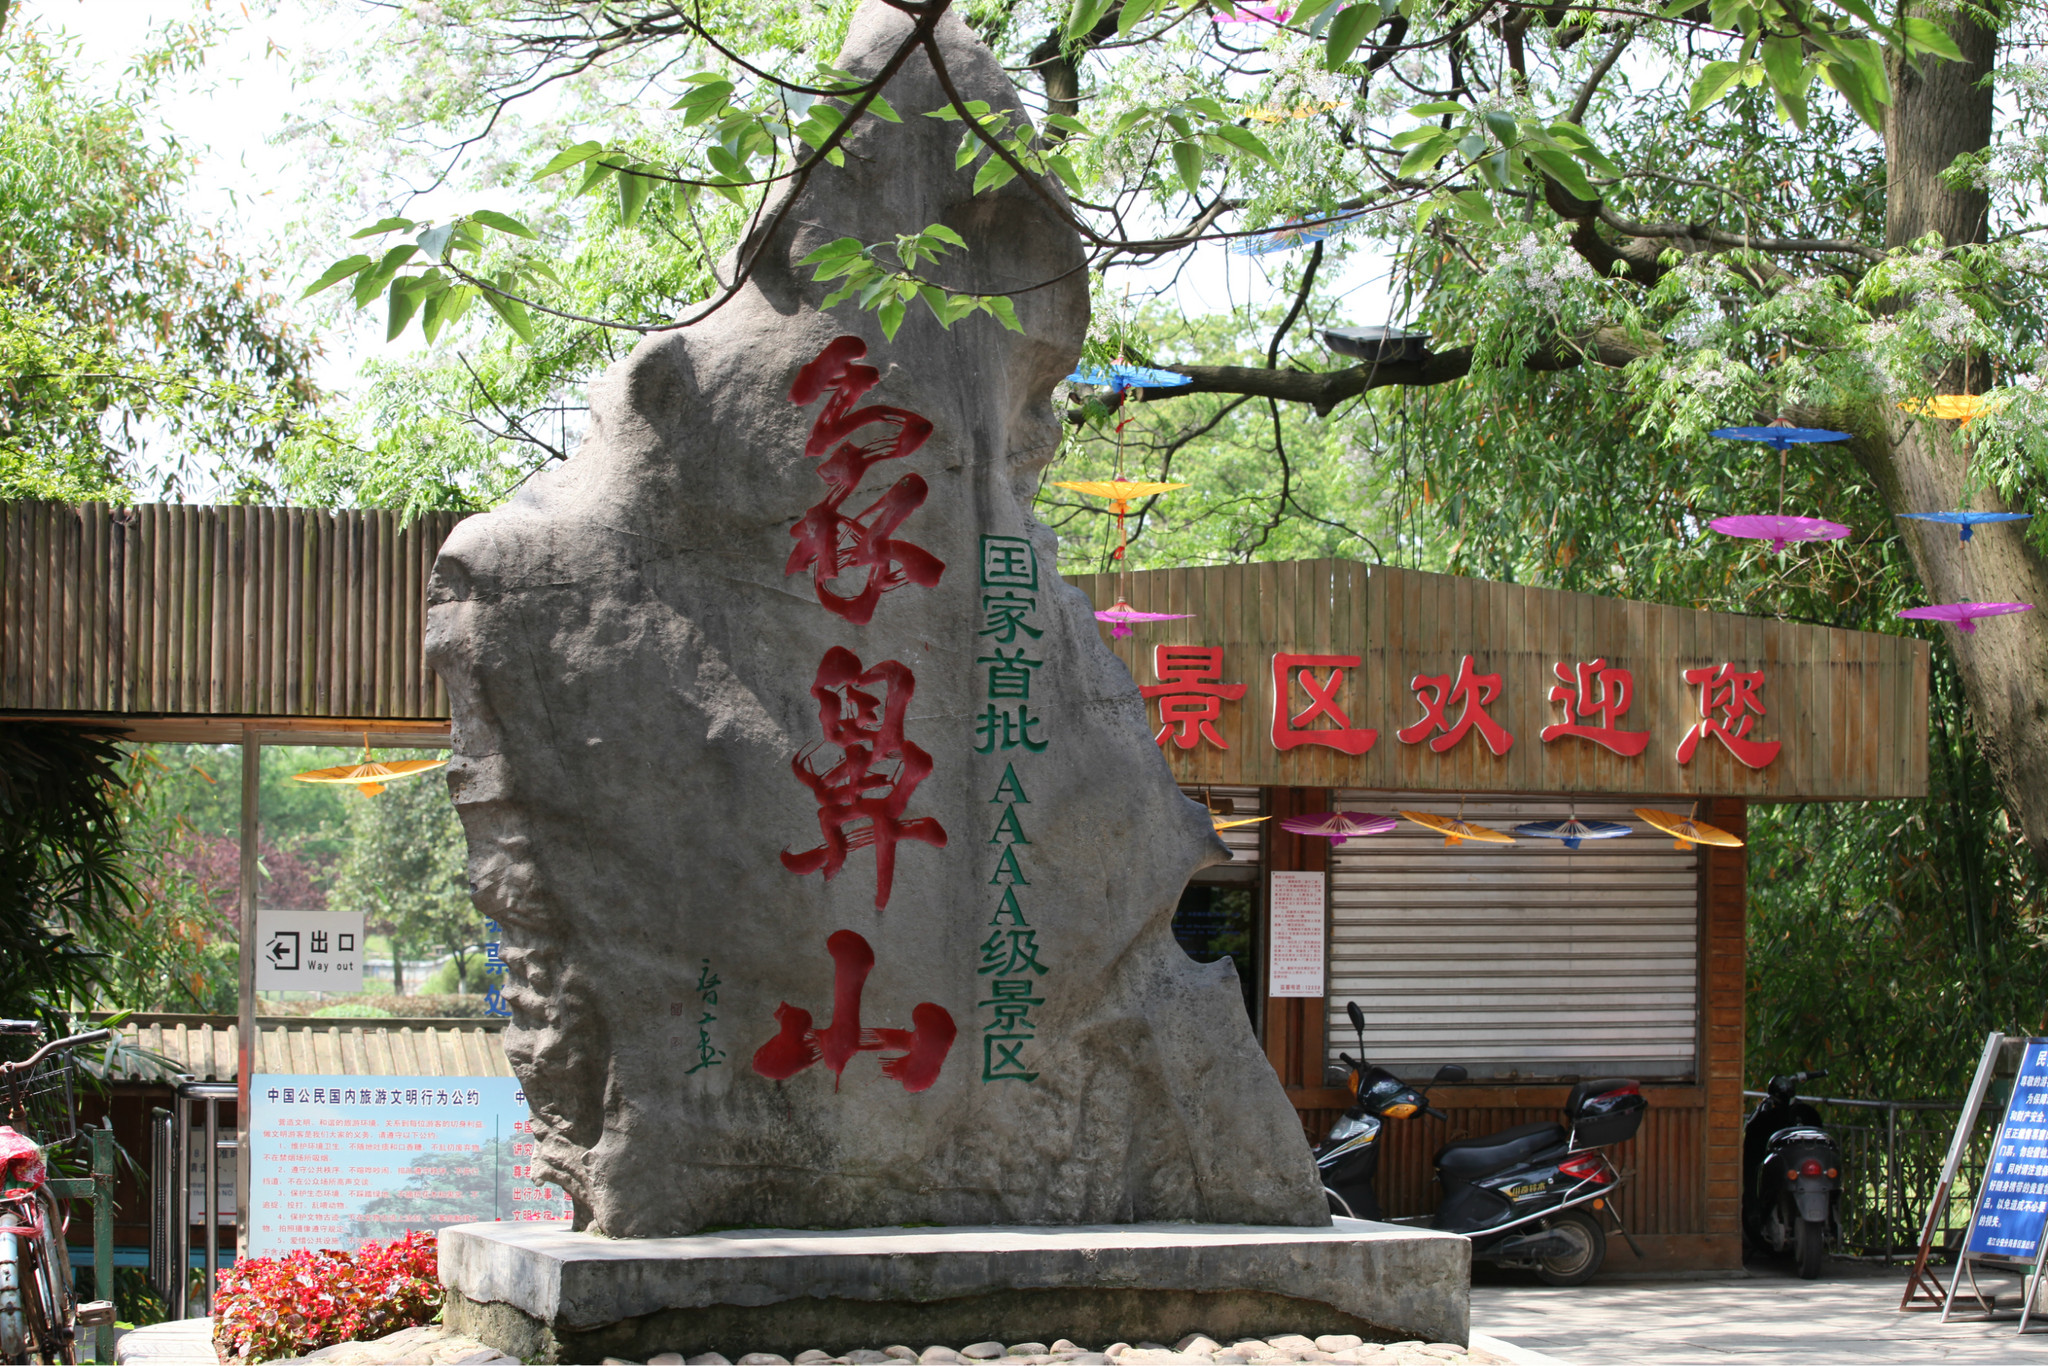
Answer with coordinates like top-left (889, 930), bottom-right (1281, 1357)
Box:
top-left (1700, 796), bottom-right (1748, 1269)
top-left (1262, 787), bottom-right (1329, 1093)
top-left (236, 728), bottom-right (258, 1270)
top-left (90, 1126), bottom-right (114, 1364)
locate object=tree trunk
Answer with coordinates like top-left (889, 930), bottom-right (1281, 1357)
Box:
top-left (1866, 4), bottom-right (2048, 865)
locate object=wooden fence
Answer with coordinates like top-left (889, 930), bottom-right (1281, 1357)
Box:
top-left (1, 501), bottom-right (463, 719)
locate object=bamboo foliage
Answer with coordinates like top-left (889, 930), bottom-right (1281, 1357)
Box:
top-left (1, 502), bottom-right (463, 719)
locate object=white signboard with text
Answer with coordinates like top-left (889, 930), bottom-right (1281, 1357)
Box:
top-left (246, 1074), bottom-right (563, 1257)
top-left (254, 910), bottom-right (364, 993)
top-left (1268, 871), bottom-right (1326, 998)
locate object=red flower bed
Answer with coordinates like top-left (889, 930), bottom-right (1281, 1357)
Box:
top-left (211, 1231), bottom-right (441, 1364)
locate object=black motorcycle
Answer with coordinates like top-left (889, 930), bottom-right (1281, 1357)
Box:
top-left (1316, 1002), bottom-right (1646, 1287)
top-left (1741, 1068), bottom-right (1840, 1279)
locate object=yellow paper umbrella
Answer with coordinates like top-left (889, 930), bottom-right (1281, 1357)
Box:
top-left (1052, 480), bottom-right (1188, 515)
top-left (1212, 813), bottom-right (1272, 832)
top-left (1897, 394), bottom-right (1993, 425)
top-left (1634, 807), bottom-right (1744, 851)
top-left (293, 738), bottom-right (447, 797)
top-left (1399, 811), bottom-right (1516, 847)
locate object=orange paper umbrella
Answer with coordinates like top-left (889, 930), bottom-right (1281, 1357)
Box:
top-left (293, 738), bottom-right (447, 797)
top-left (1052, 479), bottom-right (1188, 563)
top-left (1634, 807), bottom-right (1744, 851)
top-left (1399, 811), bottom-right (1515, 847)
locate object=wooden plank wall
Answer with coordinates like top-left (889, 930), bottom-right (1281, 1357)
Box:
top-left (0, 501), bottom-right (462, 719)
top-left (1073, 558), bottom-right (1929, 800)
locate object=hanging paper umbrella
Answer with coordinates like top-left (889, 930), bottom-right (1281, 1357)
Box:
top-left (1399, 811), bottom-right (1516, 847)
top-left (1054, 479), bottom-right (1189, 569)
top-left (1094, 597), bottom-right (1194, 639)
top-left (1513, 817), bottom-right (1632, 850)
top-left (1278, 811), bottom-right (1397, 845)
top-left (1709, 423), bottom-right (1853, 450)
top-left (1896, 602), bottom-right (2035, 634)
top-left (1067, 363), bottom-right (1193, 393)
top-left (1213, 813), bottom-right (1271, 831)
top-left (1634, 807), bottom-right (1744, 852)
top-left (1897, 510), bottom-right (2031, 542)
top-left (1897, 394), bottom-right (1995, 425)
top-left (292, 738), bottom-right (447, 798)
top-left (1228, 213), bottom-right (1361, 256)
top-left (1707, 513), bottom-right (1851, 554)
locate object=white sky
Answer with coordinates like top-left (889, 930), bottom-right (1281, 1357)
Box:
top-left (39, 0), bottom-right (1402, 494)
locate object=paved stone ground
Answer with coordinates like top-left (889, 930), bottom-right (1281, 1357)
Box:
top-left (1471, 1262), bottom-right (2048, 1364)
top-left (587, 1335), bottom-right (1508, 1366)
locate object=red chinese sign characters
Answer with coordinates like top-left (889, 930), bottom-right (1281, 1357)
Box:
top-left (752, 930), bottom-right (958, 1093)
top-left (1539, 658), bottom-right (1650, 757)
top-left (781, 646), bottom-right (948, 910)
top-left (1140, 646), bottom-right (1247, 750)
top-left (1397, 655), bottom-right (1515, 755)
top-left (785, 336), bottom-right (946, 625)
top-left (1677, 662), bottom-right (1782, 769)
top-left (1270, 653), bottom-right (1378, 755)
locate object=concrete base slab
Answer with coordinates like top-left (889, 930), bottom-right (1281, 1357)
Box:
top-left (440, 1220), bottom-right (1469, 1365)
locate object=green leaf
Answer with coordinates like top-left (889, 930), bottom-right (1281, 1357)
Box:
top-left (1688, 60), bottom-right (1747, 115)
top-left (481, 287), bottom-right (536, 344)
top-left (1324, 3), bottom-right (1378, 67)
top-left (922, 223), bottom-right (967, 249)
top-left (1821, 55), bottom-right (1888, 131)
top-left (350, 216), bottom-right (415, 240)
top-left (1396, 133), bottom-right (1453, 179)
top-left (1407, 100), bottom-right (1466, 116)
top-left (386, 277), bottom-right (425, 341)
top-left (533, 141), bottom-right (605, 180)
top-left (1117, 0), bottom-right (1162, 38)
top-left (800, 236), bottom-right (867, 269)
top-left (618, 167), bottom-right (655, 227)
top-left (1208, 123), bottom-right (1278, 165)
top-left (1171, 140), bottom-right (1203, 195)
top-left (1527, 147), bottom-right (1600, 203)
top-left (1289, 0), bottom-right (1344, 27)
top-left (576, 159), bottom-right (618, 197)
top-left (972, 156), bottom-right (1020, 194)
top-left (1451, 189), bottom-right (1497, 225)
top-left (877, 297), bottom-right (906, 341)
top-left (706, 145), bottom-right (746, 181)
top-left (674, 79), bottom-right (735, 126)
top-left (415, 225), bottom-right (455, 262)
top-left (1044, 113), bottom-right (1091, 135)
top-left (351, 245), bottom-right (417, 309)
top-left (1900, 16), bottom-right (1963, 61)
top-left (300, 254), bottom-right (371, 300)
top-left (470, 210), bottom-right (538, 240)
top-left (924, 103), bottom-right (964, 122)
top-left (1064, 0), bottom-right (1115, 42)
top-left (1046, 152), bottom-right (1084, 192)
top-left (865, 94), bottom-right (901, 123)
top-left (1760, 35), bottom-right (1805, 103)
top-left (983, 294), bottom-right (1023, 332)
top-left (1481, 110), bottom-right (1518, 146)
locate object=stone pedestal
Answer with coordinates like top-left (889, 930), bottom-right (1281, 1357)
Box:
top-left (439, 1221), bottom-right (1469, 1364)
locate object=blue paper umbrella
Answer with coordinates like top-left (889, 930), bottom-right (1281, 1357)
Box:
top-left (1897, 510), bottom-right (2032, 542)
top-left (1711, 424), bottom-right (1853, 451)
top-left (1513, 817), bottom-right (1632, 851)
top-left (1066, 363), bottom-right (1193, 392)
top-left (1228, 213), bottom-right (1360, 256)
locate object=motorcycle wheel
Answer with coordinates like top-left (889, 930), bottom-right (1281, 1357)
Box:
top-left (1532, 1209), bottom-right (1607, 1287)
top-left (1794, 1217), bottom-right (1826, 1280)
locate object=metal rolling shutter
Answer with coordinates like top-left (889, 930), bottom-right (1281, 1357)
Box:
top-left (1327, 793), bottom-right (1699, 1082)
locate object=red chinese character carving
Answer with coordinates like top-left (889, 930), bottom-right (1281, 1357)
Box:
top-left (1139, 646), bottom-right (1247, 750)
top-left (1270, 653), bottom-right (1377, 755)
top-left (786, 335), bottom-right (946, 624)
top-left (752, 930), bottom-right (957, 1093)
top-left (781, 646), bottom-right (948, 910)
top-left (1677, 663), bottom-right (1781, 769)
top-left (1397, 655), bottom-right (1515, 755)
top-left (1539, 658), bottom-right (1650, 757)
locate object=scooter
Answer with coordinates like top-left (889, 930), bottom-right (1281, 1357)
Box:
top-left (1315, 1001), bottom-right (1647, 1287)
top-left (1741, 1068), bottom-right (1840, 1279)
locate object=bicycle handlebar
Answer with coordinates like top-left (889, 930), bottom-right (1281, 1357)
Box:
top-left (0, 1019), bottom-right (40, 1036)
top-left (0, 1029), bottom-right (114, 1075)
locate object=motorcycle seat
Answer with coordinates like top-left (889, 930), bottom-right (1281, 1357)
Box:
top-left (1767, 1125), bottom-right (1832, 1148)
top-left (1435, 1121), bottom-right (1568, 1178)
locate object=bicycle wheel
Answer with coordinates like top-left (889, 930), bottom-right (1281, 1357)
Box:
top-left (0, 1210), bottom-right (29, 1364)
top-left (20, 1194), bottom-right (73, 1366)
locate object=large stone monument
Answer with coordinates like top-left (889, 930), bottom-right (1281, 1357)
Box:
top-left (428, 2), bottom-right (1465, 1357)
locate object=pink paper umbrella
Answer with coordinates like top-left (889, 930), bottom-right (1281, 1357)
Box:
top-left (1708, 513), bottom-right (1851, 553)
top-left (1095, 598), bottom-right (1192, 640)
top-left (1897, 602), bottom-right (2035, 633)
top-left (1277, 811), bottom-right (1397, 845)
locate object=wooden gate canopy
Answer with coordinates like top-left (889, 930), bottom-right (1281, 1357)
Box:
top-left (1071, 559), bottom-right (1927, 801)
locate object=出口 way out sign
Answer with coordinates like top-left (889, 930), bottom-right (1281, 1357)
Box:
top-left (1072, 559), bottom-right (1928, 801)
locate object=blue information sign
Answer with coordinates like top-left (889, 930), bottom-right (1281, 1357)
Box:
top-left (1965, 1038), bottom-right (2048, 1261)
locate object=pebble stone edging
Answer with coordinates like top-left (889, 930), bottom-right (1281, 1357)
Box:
top-left (603, 1334), bottom-right (1507, 1366)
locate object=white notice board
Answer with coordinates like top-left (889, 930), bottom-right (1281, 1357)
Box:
top-left (247, 1075), bottom-right (563, 1257)
top-left (1268, 871), bottom-right (1326, 998)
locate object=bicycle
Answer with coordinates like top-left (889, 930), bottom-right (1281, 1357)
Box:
top-left (0, 1020), bottom-right (116, 1365)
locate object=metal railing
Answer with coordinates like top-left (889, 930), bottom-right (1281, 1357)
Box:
top-left (149, 1082), bottom-right (239, 1317)
top-left (1743, 1091), bottom-right (1999, 1261)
